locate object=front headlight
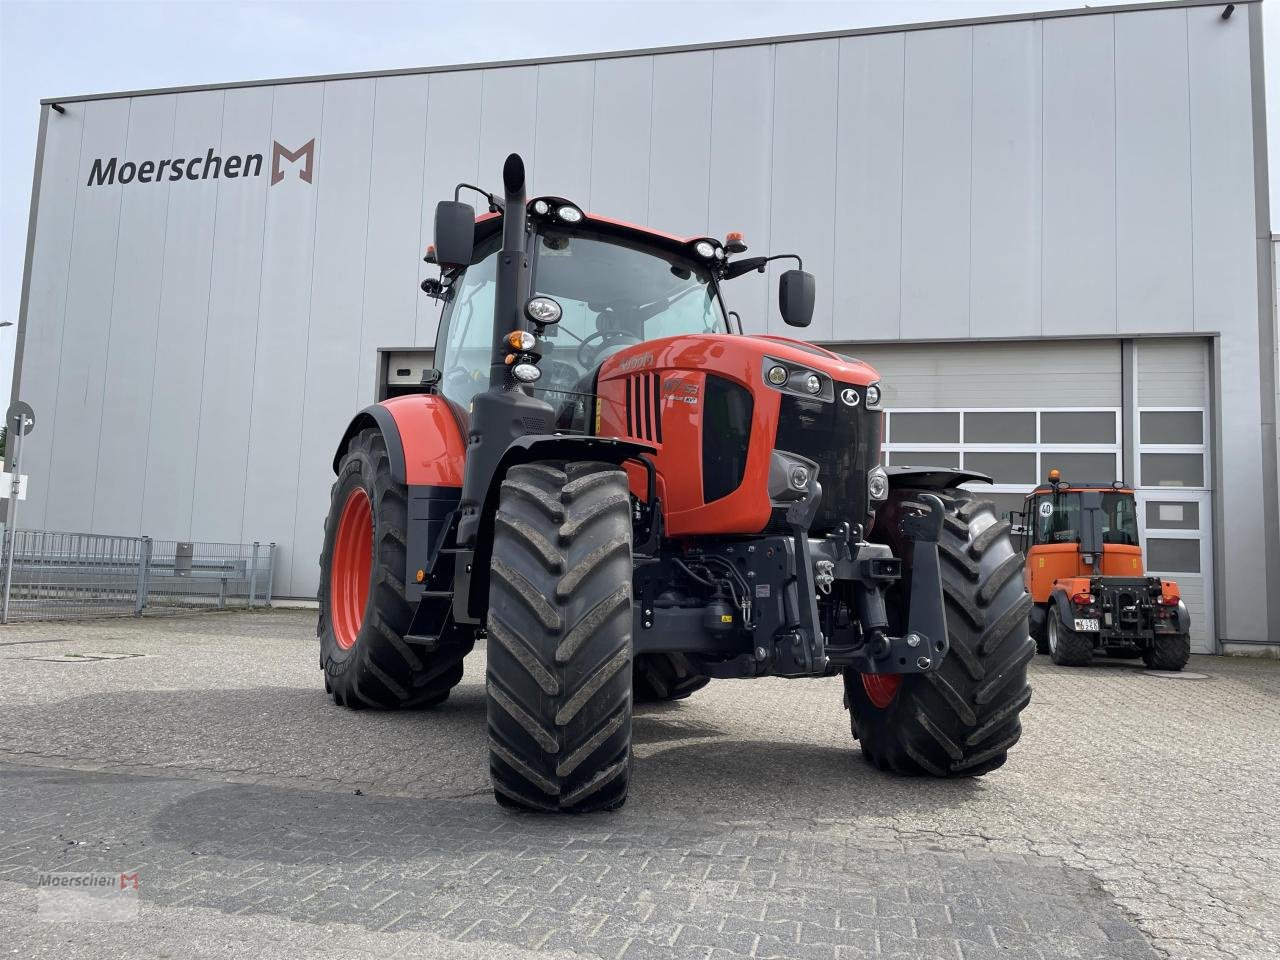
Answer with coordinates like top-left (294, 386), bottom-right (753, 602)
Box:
top-left (866, 382), bottom-right (882, 408)
top-left (868, 465), bottom-right (889, 502)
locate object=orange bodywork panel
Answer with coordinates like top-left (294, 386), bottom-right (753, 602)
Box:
top-left (1026, 542), bottom-right (1181, 606)
top-left (1025, 543), bottom-right (1145, 603)
top-left (379, 394), bottom-right (467, 487)
top-left (596, 334), bottom-right (879, 538)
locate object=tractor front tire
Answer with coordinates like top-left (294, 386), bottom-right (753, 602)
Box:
top-left (318, 428), bottom-right (472, 709)
top-left (1048, 606), bottom-right (1093, 666)
top-left (847, 489), bottom-right (1034, 777)
top-left (1142, 633), bottom-right (1191, 671)
top-left (486, 461), bottom-right (634, 813)
top-left (633, 653), bottom-right (710, 703)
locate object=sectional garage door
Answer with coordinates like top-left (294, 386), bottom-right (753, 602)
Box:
top-left (834, 338), bottom-right (1214, 652)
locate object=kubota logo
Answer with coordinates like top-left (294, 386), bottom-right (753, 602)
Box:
top-left (85, 138), bottom-right (317, 188)
top-left (840, 388), bottom-right (860, 406)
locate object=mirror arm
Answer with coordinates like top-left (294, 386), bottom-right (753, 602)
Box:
top-left (722, 252), bottom-right (804, 280)
top-left (454, 182), bottom-right (503, 213)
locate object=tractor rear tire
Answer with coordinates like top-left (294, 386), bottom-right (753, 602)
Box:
top-left (485, 461), bottom-right (634, 813)
top-left (846, 489), bottom-right (1034, 778)
top-left (1048, 606), bottom-right (1093, 666)
top-left (1142, 633), bottom-right (1190, 671)
top-left (318, 428), bottom-right (472, 709)
top-left (633, 653), bottom-right (710, 703)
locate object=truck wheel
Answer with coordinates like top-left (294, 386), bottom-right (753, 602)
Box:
top-left (1031, 608), bottom-right (1049, 655)
top-left (486, 461), bottom-right (634, 813)
top-left (633, 653), bottom-right (710, 703)
top-left (847, 489), bottom-right (1034, 777)
top-left (318, 428), bottom-right (473, 709)
top-left (1048, 606), bottom-right (1093, 666)
top-left (1142, 633), bottom-right (1190, 671)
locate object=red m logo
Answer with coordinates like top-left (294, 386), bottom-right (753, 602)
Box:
top-left (119, 872), bottom-right (141, 890)
top-left (270, 139), bottom-right (315, 185)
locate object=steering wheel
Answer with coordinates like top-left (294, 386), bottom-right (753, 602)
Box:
top-left (577, 329), bottom-right (644, 367)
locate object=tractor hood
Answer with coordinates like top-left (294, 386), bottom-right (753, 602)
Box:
top-left (598, 333), bottom-right (881, 388)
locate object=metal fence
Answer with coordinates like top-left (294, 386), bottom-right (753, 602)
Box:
top-left (0, 530), bottom-right (274, 623)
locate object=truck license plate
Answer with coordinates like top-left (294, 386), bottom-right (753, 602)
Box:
top-left (1074, 618), bottom-right (1099, 632)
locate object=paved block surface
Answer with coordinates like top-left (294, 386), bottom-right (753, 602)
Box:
top-left (0, 610), bottom-right (1277, 959)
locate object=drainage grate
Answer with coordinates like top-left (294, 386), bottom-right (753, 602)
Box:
top-left (22, 652), bottom-right (146, 663)
top-left (1142, 670), bottom-right (1209, 680)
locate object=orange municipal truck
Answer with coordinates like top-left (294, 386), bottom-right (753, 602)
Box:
top-left (1014, 470), bottom-right (1190, 670)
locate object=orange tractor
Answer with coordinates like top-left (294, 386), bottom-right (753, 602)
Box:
top-left (317, 153), bottom-right (1035, 812)
top-left (1014, 470), bottom-right (1190, 670)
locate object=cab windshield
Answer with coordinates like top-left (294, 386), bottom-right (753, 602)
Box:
top-left (435, 229), bottom-right (727, 424)
top-left (1031, 491), bottom-right (1140, 546)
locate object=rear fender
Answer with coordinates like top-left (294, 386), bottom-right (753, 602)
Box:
top-left (1049, 578), bottom-right (1092, 627)
top-left (1156, 579), bottom-right (1190, 634)
top-left (333, 397), bottom-right (467, 601)
top-left (464, 435), bottom-right (656, 621)
top-left (332, 396), bottom-right (466, 486)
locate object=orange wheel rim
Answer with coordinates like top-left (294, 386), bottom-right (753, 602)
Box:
top-left (861, 673), bottom-right (902, 709)
top-left (331, 487), bottom-right (373, 651)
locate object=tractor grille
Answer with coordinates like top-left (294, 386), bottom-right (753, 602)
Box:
top-left (773, 384), bottom-right (881, 535)
top-left (624, 372), bottom-right (663, 444)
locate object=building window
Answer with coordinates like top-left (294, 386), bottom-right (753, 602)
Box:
top-left (880, 408), bottom-right (1123, 523)
top-left (1136, 407), bottom-right (1208, 490)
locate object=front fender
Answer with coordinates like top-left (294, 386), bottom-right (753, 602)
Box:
top-left (884, 466), bottom-right (992, 490)
top-left (464, 434), bottom-right (656, 621)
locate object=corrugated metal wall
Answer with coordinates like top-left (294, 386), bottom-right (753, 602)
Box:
top-left (14, 4), bottom-right (1270, 624)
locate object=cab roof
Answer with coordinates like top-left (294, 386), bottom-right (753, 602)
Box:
top-left (1027, 481), bottom-right (1134, 496)
top-left (472, 197), bottom-right (725, 265)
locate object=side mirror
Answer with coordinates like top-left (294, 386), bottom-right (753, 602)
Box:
top-left (433, 200), bottom-right (475, 268)
top-left (779, 269), bottom-right (815, 328)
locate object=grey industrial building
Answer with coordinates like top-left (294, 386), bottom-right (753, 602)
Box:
top-left (10, 0), bottom-right (1277, 653)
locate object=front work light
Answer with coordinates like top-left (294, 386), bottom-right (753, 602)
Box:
top-left (804, 373), bottom-right (822, 395)
top-left (694, 240), bottom-right (716, 259)
top-left (525, 296), bottom-right (562, 325)
top-left (557, 205), bottom-right (583, 223)
top-left (511, 363), bottom-right (542, 383)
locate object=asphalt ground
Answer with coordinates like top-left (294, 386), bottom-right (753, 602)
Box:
top-left (0, 609), bottom-right (1276, 959)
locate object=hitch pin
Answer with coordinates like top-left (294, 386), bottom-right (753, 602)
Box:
top-left (815, 559), bottom-right (835, 595)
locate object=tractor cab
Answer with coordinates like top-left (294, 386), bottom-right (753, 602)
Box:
top-left (427, 203), bottom-right (744, 434)
top-left (1015, 470), bottom-right (1144, 591)
top-left (1014, 469), bottom-right (1190, 669)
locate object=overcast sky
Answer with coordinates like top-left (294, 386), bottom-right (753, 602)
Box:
top-left (2, 0), bottom-right (1276, 407)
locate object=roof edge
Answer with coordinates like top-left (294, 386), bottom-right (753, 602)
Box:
top-left (41, 0), bottom-right (1251, 106)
